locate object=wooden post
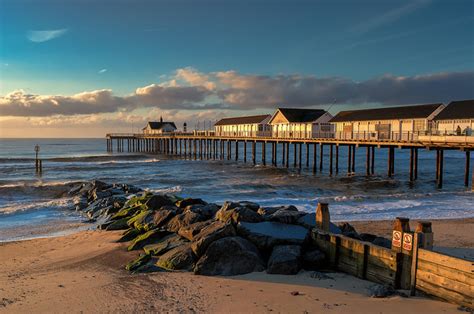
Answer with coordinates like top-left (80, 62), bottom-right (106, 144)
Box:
top-left (413, 148), bottom-right (418, 180)
top-left (285, 142), bottom-right (289, 168)
top-left (319, 144), bottom-right (324, 171)
top-left (392, 217), bottom-right (412, 290)
top-left (244, 141), bottom-right (247, 163)
top-left (371, 146), bottom-right (375, 174)
top-left (262, 141), bottom-right (266, 166)
top-left (315, 203), bottom-right (330, 232)
top-left (335, 145), bottom-right (339, 174)
top-left (298, 142), bottom-right (302, 169)
top-left (437, 149), bottom-right (444, 188)
top-left (282, 142), bottom-right (286, 166)
top-left (347, 145), bottom-right (352, 175)
top-left (409, 147), bottom-right (415, 182)
top-left (271, 142), bottom-right (275, 166)
top-left (306, 143), bottom-right (310, 167)
top-left (235, 140), bottom-right (239, 161)
top-left (293, 142), bottom-right (297, 168)
top-left (415, 221), bottom-right (433, 250)
top-left (313, 143), bottom-right (317, 173)
top-left (366, 146), bottom-right (370, 176)
top-left (410, 232), bottom-right (421, 296)
top-left (388, 147), bottom-right (393, 177)
top-left (465, 150), bottom-right (470, 187)
top-left (329, 144), bottom-right (333, 176)
top-left (351, 145), bottom-right (356, 174)
top-left (252, 141), bottom-right (256, 165)
top-left (274, 142), bottom-right (278, 166)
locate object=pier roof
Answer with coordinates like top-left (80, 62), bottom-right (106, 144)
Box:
top-left (214, 114), bottom-right (271, 126)
top-left (271, 108), bottom-right (327, 123)
top-left (435, 100), bottom-right (474, 120)
top-left (144, 121), bottom-right (177, 130)
top-left (330, 103), bottom-right (443, 122)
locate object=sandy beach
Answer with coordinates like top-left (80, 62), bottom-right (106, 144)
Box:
top-left (1, 218), bottom-right (471, 313)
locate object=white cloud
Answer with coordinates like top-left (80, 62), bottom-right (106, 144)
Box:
top-left (27, 29), bottom-right (68, 43)
top-left (98, 69), bottom-right (107, 74)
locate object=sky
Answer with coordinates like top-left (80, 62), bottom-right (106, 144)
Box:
top-left (0, 0), bottom-right (473, 138)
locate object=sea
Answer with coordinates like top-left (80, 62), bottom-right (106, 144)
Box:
top-left (0, 138), bottom-right (473, 242)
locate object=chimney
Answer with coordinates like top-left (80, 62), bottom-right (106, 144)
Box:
top-left (183, 122), bottom-right (187, 132)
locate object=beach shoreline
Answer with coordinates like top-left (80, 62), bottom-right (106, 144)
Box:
top-left (1, 218), bottom-right (471, 313)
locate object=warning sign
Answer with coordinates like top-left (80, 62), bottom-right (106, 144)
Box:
top-left (392, 230), bottom-right (402, 248)
top-left (403, 233), bottom-right (413, 251)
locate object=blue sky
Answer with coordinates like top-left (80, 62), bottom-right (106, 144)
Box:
top-left (0, 0), bottom-right (473, 137)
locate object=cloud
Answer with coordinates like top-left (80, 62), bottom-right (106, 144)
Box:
top-left (1, 68), bottom-right (473, 117)
top-left (98, 69), bottom-right (107, 74)
top-left (27, 29), bottom-right (68, 43)
top-left (351, 0), bottom-right (431, 34)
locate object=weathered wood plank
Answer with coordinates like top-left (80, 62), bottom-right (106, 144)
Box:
top-left (418, 249), bottom-right (473, 273)
top-left (366, 263), bottom-right (396, 285)
top-left (417, 269), bottom-right (473, 298)
top-left (418, 259), bottom-right (474, 283)
top-left (417, 278), bottom-right (473, 308)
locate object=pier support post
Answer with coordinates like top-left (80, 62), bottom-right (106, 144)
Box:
top-left (235, 140), bottom-right (239, 161)
top-left (347, 145), bottom-right (352, 176)
top-left (306, 143), bottom-right (310, 167)
top-left (298, 142), bottom-right (302, 169)
top-left (285, 142), bottom-right (289, 168)
top-left (437, 149), bottom-right (444, 188)
top-left (371, 146), bottom-right (375, 175)
top-left (388, 147), bottom-right (394, 177)
top-left (293, 142), bottom-right (297, 168)
top-left (366, 146), bottom-right (371, 176)
top-left (282, 142), bottom-right (286, 166)
top-left (329, 144), bottom-right (333, 176)
top-left (244, 141), bottom-right (247, 163)
top-left (271, 142), bottom-right (275, 166)
top-left (319, 144), bottom-right (324, 171)
top-left (409, 148), bottom-right (415, 182)
top-left (351, 145), bottom-right (356, 174)
top-left (252, 141), bottom-right (256, 165)
top-left (313, 143), bottom-right (317, 173)
top-left (335, 145), bottom-right (339, 174)
top-left (262, 141), bottom-right (266, 166)
top-left (465, 150), bottom-right (470, 187)
top-left (274, 142), bottom-right (278, 166)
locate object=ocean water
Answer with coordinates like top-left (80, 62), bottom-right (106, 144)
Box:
top-left (0, 138), bottom-right (473, 241)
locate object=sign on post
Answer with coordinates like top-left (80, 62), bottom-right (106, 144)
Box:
top-left (392, 230), bottom-right (402, 248)
top-left (403, 233), bottom-right (413, 251)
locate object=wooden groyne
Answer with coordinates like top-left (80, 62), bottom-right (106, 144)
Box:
top-left (106, 133), bottom-right (474, 190)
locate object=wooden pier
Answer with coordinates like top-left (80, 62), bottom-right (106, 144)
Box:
top-left (106, 133), bottom-right (474, 190)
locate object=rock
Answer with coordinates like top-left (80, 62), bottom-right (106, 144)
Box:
top-left (127, 210), bottom-right (155, 231)
top-left (143, 234), bottom-right (187, 256)
top-left (153, 209), bottom-right (179, 228)
top-left (257, 205), bottom-right (298, 219)
top-left (176, 198), bottom-right (207, 209)
top-left (117, 228), bottom-right (142, 243)
top-left (339, 222), bottom-right (357, 235)
top-left (105, 217), bottom-right (129, 230)
top-left (156, 244), bottom-right (195, 271)
top-left (92, 180), bottom-right (111, 191)
top-left (298, 214), bottom-right (342, 234)
top-left (178, 221), bottom-right (212, 241)
top-left (166, 212), bottom-right (206, 233)
top-left (185, 204), bottom-right (220, 219)
top-left (267, 209), bottom-right (305, 224)
top-left (267, 245), bottom-right (302, 275)
top-left (367, 284), bottom-right (396, 298)
top-left (91, 188), bottom-right (112, 201)
top-left (128, 229), bottom-right (170, 251)
top-left (359, 233), bottom-right (377, 242)
top-left (372, 237), bottom-right (391, 249)
top-left (73, 195), bottom-right (88, 210)
top-left (191, 221), bottom-right (236, 257)
top-left (238, 201), bottom-right (260, 211)
top-left (145, 195), bottom-right (173, 210)
top-left (302, 248), bottom-right (326, 270)
top-left (111, 204), bottom-right (145, 220)
top-left (125, 253), bottom-right (151, 272)
top-left (237, 221), bottom-right (309, 251)
top-left (216, 206), bottom-right (264, 224)
top-left (194, 236), bottom-right (265, 276)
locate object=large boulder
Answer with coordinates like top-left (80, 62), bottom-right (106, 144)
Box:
top-left (127, 229), bottom-right (170, 251)
top-left (145, 194), bottom-right (174, 210)
top-left (127, 210), bottom-right (154, 231)
top-left (267, 209), bottom-right (305, 224)
top-left (257, 205), bottom-right (298, 219)
top-left (302, 248), bottom-right (326, 270)
top-left (111, 204), bottom-right (145, 221)
top-left (176, 198), bottom-right (207, 209)
top-left (156, 244), bottom-right (195, 271)
top-left (125, 253), bottom-right (152, 272)
top-left (238, 201), bottom-right (260, 211)
top-left (178, 221), bottom-right (212, 241)
top-left (372, 237), bottom-right (391, 249)
top-left (153, 209), bottom-right (178, 228)
top-left (267, 245), bottom-right (302, 275)
top-left (194, 236), bottom-right (265, 276)
top-left (237, 221), bottom-right (310, 251)
top-left (185, 204), bottom-right (220, 219)
top-left (297, 213), bottom-right (342, 233)
top-left (191, 221), bottom-right (236, 257)
top-left (166, 212), bottom-right (206, 233)
top-left (117, 228), bottom-right (142, 243)
top-left (104, 217), bottom-right (129, 231)
top-left (143, 234), bottom-right (187, 256)
top-left (216, 206), bottom-right (263, 224)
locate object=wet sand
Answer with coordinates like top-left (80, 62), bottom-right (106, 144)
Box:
top-left (0, 218), bottom-right (472, 313)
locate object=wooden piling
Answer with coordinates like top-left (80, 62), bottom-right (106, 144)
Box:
top-left (282, 142), bottom-right (286, 166)
top-left (437, 149), bottom-right (444, 188)
top-left (298, 142), bottom-right (302, 169)
top-left (262, 141), bottom-right (266, 166)
top-left (244, 141), bottom-right (247, 163)
top-left (313, 143), bottom-right (317, 173)
top-left (293, 142), bottom-right (297, 168)
top-left (347, 145), bottom-right (352, 175)
top-left (235, 140), bottom-right (239, 161)
top-left (285, 142), bottom-right (289, 168)
top-left (371, 146), bottom-right (375, 175)
top-left (252, 141), bottom-right (256, 165)
top-left (306, 143), bottom-right (310, 167)
top-left (366, 146), bottom-right (370, 176)
top-left (465, 150), bottom-right (470, 187)
top-left (315, 203), bottom-right (330, 232)
top-left (319, 144), bottom-right (324, 171)
top-left (329, 144), bottom-right (333, 176)
top-left (351, 145), bottom-right (356, 174)
top-left (335, 145), bottom-right (339, 174)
